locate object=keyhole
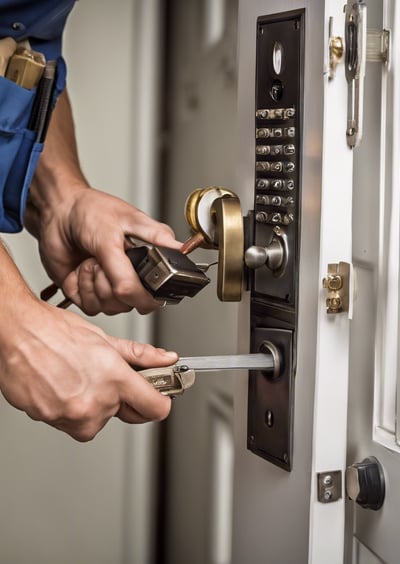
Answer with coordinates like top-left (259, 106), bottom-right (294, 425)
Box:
top-left (265, 410), bottom-right (274, 428)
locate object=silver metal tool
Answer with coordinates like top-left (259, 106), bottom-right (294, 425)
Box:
top-left (177, 353), bottom-right (274, 371)
top-left (139, 351), bottom-right (278, 396)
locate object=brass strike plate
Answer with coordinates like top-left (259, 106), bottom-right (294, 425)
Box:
top-left (322, 262), bottom-right (351, 314)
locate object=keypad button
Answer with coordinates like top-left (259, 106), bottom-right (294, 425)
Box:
top-left (283, 213), bottom-right (294, 225)
top-left (256, 109), bottom-right (270, 119)
top-left (256, 128), bottom-right (270, 138)
top-left (284, 144), bottom-right (295, 155)
top-left (271, 179), bottom-right (284, 190)
top-left (256, 194), bottom-right (269, 205)
top-left (256, 212), bottom-right (268, 223)
top-left (285, 127), bottom-right (296, 138)
top-left (256, 179), bottom-right (270, 189)
top-left (270, 145), bottom-right (283, 156)
top-left (283, 108), bottom-right (295, 119)
top-left (256, 161), bottom-right (270, 172)
top-left (284, 162), bottom-right (295, 173)
top-left (256, 145), bottom-right (271, 155)
top-left (270, 213), bottom-right (282, 224)
top-left (270, 162), bottom-right (283, 172)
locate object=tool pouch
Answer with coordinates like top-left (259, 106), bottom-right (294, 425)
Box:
top-left (0, 56), bottom-right (66, 232)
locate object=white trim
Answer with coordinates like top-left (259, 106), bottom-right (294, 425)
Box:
top-left (308, 2), bottom-right (353, 562)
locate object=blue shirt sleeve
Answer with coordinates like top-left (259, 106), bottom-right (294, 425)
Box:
top-left (0, 0), bottom-right (76, 59)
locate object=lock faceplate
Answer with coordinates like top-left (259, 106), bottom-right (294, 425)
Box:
top-left (248, 327), bottom-right (294, 471)
top-left (248, 9), bottom-right (304, 471)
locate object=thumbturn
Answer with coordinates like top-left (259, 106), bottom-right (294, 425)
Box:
top-left (244, 225), bottom-right (289, 278)
top-left (345, 456), bottom-right (385, 510)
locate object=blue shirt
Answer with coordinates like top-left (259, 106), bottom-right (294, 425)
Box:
top-left (0, 0), bottom-right (76, 232)
top-left (0, 0), bottom-right (75, 59)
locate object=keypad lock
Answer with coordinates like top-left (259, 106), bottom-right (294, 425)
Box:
top-left (246, 9), bottom-right (304, 471)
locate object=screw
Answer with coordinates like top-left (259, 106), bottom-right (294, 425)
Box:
top-left (323, 490), bottom-right (333, 501)
top-left (323, 475), bottom-right (333, 486)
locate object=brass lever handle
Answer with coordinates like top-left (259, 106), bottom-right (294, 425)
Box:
top-left (211, 195), bottom-right (243, 301)
top-left (184, 186), bottom-right (244, 301)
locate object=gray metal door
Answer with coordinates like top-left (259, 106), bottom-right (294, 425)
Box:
top-left (156, 1), bottom-right (239, 563)
top-left (159, 0), bottom-right (400, 563)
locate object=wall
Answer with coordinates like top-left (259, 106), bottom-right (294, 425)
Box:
top-left (0, 1), bottom-right (161, 563)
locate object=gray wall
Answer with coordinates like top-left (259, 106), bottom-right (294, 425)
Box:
top-left (0, 1), bottom-right (161, 563)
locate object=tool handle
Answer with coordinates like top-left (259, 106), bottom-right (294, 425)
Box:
top-left (139, 366), bottom-right (196, 396)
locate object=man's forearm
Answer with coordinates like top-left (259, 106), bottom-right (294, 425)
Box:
top-left (29, 89), bottom-right (88, 211)
top-left (0, 241), bottom-right (37, 333)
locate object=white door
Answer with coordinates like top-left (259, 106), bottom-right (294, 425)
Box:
top-left (346, 0), bottom-right (400, 562)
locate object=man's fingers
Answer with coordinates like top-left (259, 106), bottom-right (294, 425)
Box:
top-left (105, 336), bottom-right (178, 368)
top-left (94, 244), bottom-right (162, 312)
top-left (118, 366), bottom-right (172, 421)
top-left (116, 402), bottom-right (151, 424)
top-left (124, 211), bottom-right (182, 250)
top-left (62, 257), bottom-right (152, 315)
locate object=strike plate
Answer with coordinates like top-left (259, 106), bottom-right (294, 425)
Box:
top-left (248, 327), bottom-right (294, 471)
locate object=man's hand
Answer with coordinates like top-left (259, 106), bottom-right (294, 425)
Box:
top-left (26, 186), bottom-right (181, 315)
top-left (0, 241), bottom-right (177, 441)
top-left (24, 90), bottom-right (181, 315)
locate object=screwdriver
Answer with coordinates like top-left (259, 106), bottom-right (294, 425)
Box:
top-left (140, 352), bottom-right (278, 396)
